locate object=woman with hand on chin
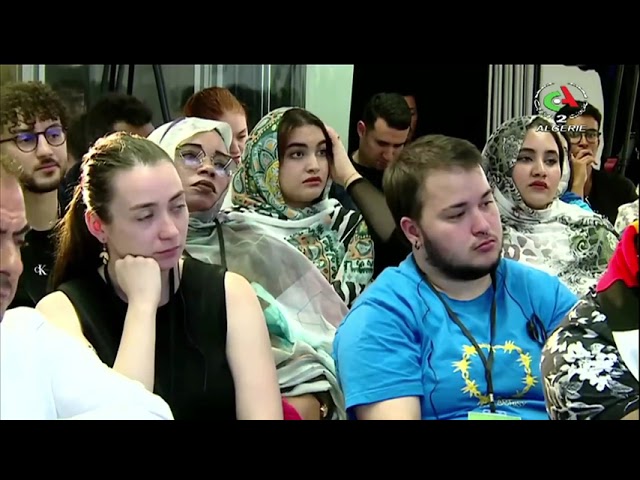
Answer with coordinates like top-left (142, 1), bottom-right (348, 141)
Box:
top-left (35, 132), bottom-right (283, 420)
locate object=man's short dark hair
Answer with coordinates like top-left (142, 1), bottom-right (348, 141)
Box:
top-left (555, 101), bottom-right (602, 130)
top-left (383, 134), bottom-right (484, 227)
top-left (85, 93), bottom-right (153, 146)
top-left (362, 92), bottom-right (412, 132)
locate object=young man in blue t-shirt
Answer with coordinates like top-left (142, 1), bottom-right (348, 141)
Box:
top-left (333, 134), bottom-right (579, 420)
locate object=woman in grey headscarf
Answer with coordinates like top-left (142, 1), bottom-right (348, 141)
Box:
top-left (483, 115), bottom-right (619, 297)
top-left (149, 117), bottom-right (347, 420)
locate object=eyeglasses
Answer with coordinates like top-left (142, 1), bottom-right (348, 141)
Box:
top-left (0, 125), bottom-right (67, 153)
top-left (176, 144), bottom-right (236, 177)
top-left (567, 129), bottom-right (600, 144)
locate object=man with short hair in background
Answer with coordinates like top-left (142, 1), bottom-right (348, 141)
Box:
top-left (330, 92), bottom-right (411, 211)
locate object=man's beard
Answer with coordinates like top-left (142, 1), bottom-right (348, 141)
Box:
top-left (21, 173), bottom-right (61, 194)
top-left (421, 230), bottom-right (501, 281)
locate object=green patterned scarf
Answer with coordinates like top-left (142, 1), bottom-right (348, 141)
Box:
top-left (226, 107), bottom-right (374, 306)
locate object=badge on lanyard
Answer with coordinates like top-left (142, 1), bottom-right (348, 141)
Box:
top-left (468, 411), bottom-right (521, 420)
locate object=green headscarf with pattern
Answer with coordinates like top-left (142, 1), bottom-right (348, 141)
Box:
top-left (226, 107), bottom-right (374, 307)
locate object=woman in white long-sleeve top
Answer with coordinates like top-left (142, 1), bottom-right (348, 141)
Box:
top-left (1, 307), bottom-right (174, 420)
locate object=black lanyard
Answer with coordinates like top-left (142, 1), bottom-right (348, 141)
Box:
top-left (423, 272), bottom-right (498, 413)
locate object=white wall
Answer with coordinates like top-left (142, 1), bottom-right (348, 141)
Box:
top-left (305, 65), bottom-right (354, 147)
top-left (539, 64), bottom-right (605, 167)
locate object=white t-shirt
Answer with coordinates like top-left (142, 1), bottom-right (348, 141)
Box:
top-left (0, 307), bottom-right (174, 420)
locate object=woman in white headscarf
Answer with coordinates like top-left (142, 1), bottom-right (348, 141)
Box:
top-left (148, 117), bottom-right (347, 420)
top-left (483, 115), bottom-right (619, 297)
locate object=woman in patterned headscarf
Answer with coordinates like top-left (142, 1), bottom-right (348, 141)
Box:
top-left (149, 116), bottom-right (350, 420)
top-left (227, 107), bottom-right (375, 307)
top-left (482, 115), bottom-right (619, 297)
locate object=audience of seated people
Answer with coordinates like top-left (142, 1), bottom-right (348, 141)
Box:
top-left (333, 134), bottom-right (579, 420)
top-left (148, 116), bottom-right (342, 419)
top-left (35, 132), bottom-right (283, 420)
top-left (0, 152), bottom-right (173, 420)
top-left (2, 78), bottom-right (636, 420)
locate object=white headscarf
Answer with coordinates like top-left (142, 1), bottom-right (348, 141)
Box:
top-left (148, 117), bottom-right (233, 222)
top-left (151, 117), bottom-right (348, 417)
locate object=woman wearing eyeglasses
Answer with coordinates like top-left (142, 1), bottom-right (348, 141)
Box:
top-left (149, 117), bottom-right (348, 420)
top-left (149, 118), bottom-right (238, 222)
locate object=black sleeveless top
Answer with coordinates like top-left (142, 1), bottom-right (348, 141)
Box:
top-left (59, 257), bottom-right (236, 420)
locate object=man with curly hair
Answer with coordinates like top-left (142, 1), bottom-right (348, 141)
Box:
top-left (0, 81), bottom-right (69, 308)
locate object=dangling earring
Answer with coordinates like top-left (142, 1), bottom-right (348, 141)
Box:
top-left (414, 240), bottom-right (421, 251)
top-left (99, 244), bottom-right (109, 265)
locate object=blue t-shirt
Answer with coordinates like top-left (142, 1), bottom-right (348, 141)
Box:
top-left (560, 191), bottom-right (593, 212)
top-left (333, 256), bottom-right (578, 420)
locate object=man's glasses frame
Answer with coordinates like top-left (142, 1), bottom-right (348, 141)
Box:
top-left (0, 125), bottom-right (67, 153)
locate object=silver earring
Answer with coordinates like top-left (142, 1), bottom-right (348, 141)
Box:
top-left (99, 244), bottom-right (109, 265)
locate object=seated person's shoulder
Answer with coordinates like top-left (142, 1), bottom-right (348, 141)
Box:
top-left (224, 270), bottom-right (250, 295)
top-left (36, 291), bottom-right (88, 346)
top-left (335, 259), bottom-right (424, 352)
top-left (334, 263), bottom-right (426, 415)
top-left (499, 259), bottom-right (578, 329)
top-left (341, 258), bottom-right (422, 324)
top-left (541, 293), bottom-right (639, 420)
top-left (2, 307), bottom-right (47, 333)
top-left (36, 291), bottom-right (77, 321)
top-left (360, 256), bottom-right (420, 296)
top-left (3, 306), bottom-right (81, 352)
